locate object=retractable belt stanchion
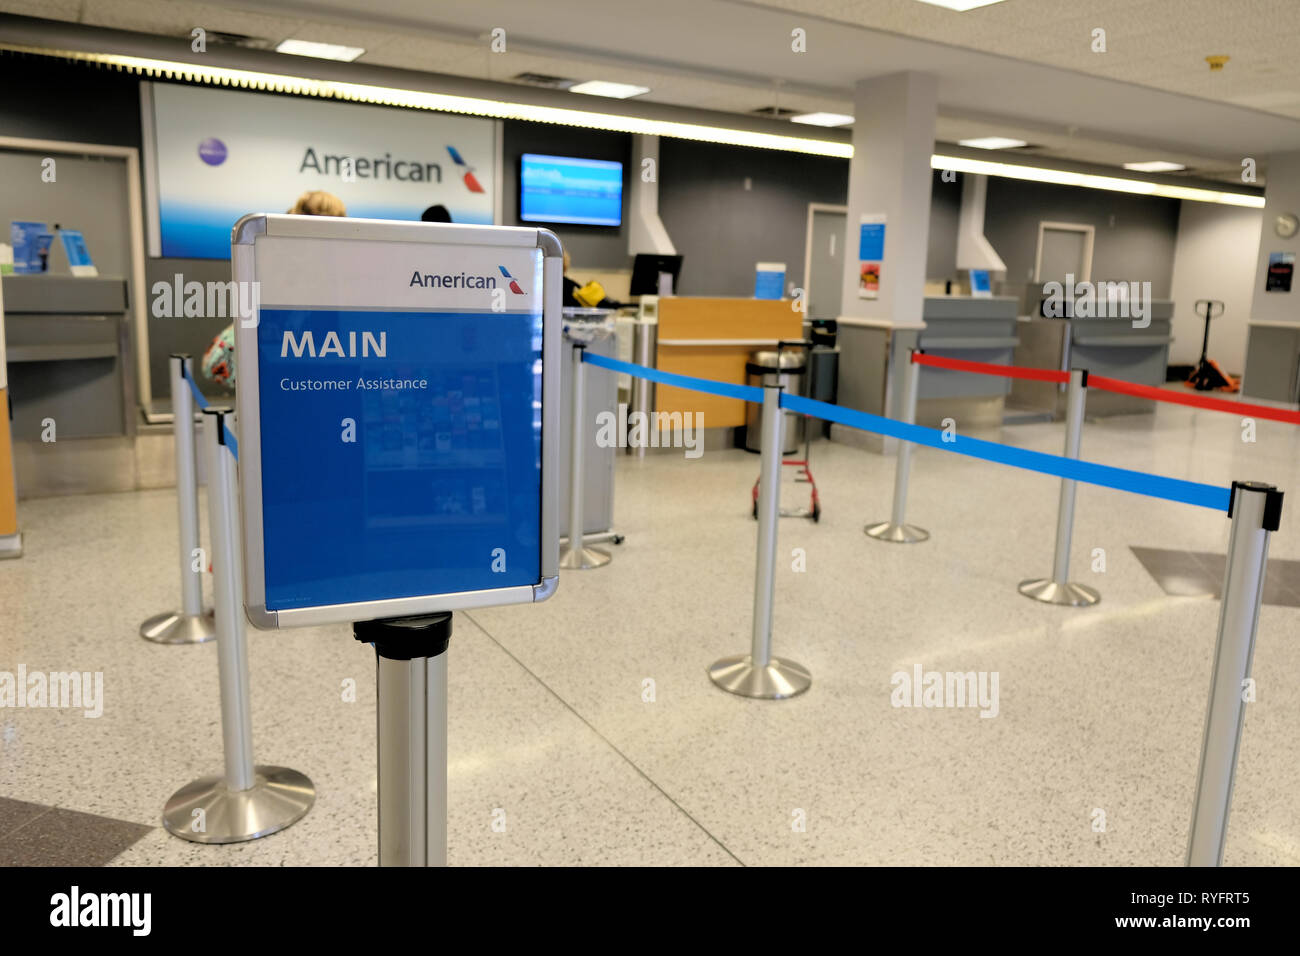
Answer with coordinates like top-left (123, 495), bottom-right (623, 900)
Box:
top-left (140, 354), bottom-right (216, 644)
top-left (709, 384), bottom-right (811, 699)
top-left (628, 318), bottom-right (657, 460)
top-left (163, 407), bottom-right (314, 843)
top-left (354, 615), bottom-right (451, 867)
top-left (559, 342), bottom-right (610, 570)
top-left (866, 348), bottom-right (928, 543)
top-left (1019, 368), bottom-right (1101, 607)
top-left (1186, 481), bottom-right (1283, 866)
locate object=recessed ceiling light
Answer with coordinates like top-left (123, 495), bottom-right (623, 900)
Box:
top-left (790, 112), bottom-right (854, 127)
top-left (1123, 161), bottom-right (1187, 173)
top-left (958, 136), bottom-right (1029, 150)
top-left (915, 0), bottom-right (1009, 10)
top-left (276, 39), bottom-right (364, 61)
top-left (569, 80), bottom-right (650, 99)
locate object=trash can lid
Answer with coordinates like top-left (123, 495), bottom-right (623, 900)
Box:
top-left (748, 350), bottom-right (806, 373)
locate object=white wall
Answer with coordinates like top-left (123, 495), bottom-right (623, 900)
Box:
top-left (1249, 151), bottom-right (1300, 325)
top-left (1168, 201), bottom-right (1262, 374)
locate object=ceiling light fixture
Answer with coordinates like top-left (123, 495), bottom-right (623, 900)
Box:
top-left (9, 47), bottom-right (845, 155)
top-left (568, 80), bottom-right (650, 99)
top-left (933, 154), bottom-right (1264, 207)
top-left (275, 39), bottom-right (364, 62)
top-left (1123, 161), bottom-right (1187, 173)
top-left (914, 0), bottom-right (1009, 11)
top-left (790, 112), bottom-right (854, 127)
top-left (1, 44), bottom-right (1264, 207)
top-left (958, 136), bottom-right (1028, 149)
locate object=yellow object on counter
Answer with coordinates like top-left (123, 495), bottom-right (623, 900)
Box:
top-left (574, 280), bottom-right (606, 308)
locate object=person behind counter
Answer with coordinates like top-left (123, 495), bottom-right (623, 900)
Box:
top-left (562, 250), bottom-right (622, 310)
top-left (201, 191), bottom-right (347, 388)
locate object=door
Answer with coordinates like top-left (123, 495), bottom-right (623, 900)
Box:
top-left (805, 204), bottom-right (846, 319)
top-left (1035, 221), bottom-right (1094, 284)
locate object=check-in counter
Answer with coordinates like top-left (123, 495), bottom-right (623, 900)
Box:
top-left (2, 275), bottom-right (134, 440)
top-left (654, 297), bottom-right (803, 446)
top-left (914, 296), bottom-right (1020, 428)
top-left (1011, 300), bottom-right (1174, 418)
top-left (834, 295), bottom-right (1020, 452)
top-left (1241, 321), bottom-right (1300, 405)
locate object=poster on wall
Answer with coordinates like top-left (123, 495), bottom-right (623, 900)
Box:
top-left (144, 83), bottom-right (498, 259)
top-left (857, 213), bottom-right (886, 299)
top-left (1266, 252), bottom-right (1294, 292)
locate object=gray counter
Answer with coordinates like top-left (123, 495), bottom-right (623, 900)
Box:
top-left (1010, 302), bottom-right (1174, 418)
top-left (1242, 323), bottom-right (1300, 405)
top-left (833, 296), bottom-right (1020, 451)
top-left (2, 275), bottom-right (134, 440)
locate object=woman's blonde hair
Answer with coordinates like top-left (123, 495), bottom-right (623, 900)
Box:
top-left (287, 190), bottom-right (347, 217)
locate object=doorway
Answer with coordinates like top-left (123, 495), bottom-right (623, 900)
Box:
top-left (804, 203), bottom-right (846, 319)
top-left (1034, 221), bottom-right (1095, 284)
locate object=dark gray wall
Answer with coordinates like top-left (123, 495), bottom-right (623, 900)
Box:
top-left (928, 170), bottom-right (961, 281)
top-left (500, 120), bottom-right (632, 270)
top-left (659, 139), bottom-right (849, 297)
top-left (983, 177), bottom-right (1181, 297)
top-left (0, 53), bottom-right (141, 149)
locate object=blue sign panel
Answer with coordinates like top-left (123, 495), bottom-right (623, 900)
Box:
top-left (858, 221), bottom-right (885, 261)
top-left (255, 307), bottom-right (543, 612)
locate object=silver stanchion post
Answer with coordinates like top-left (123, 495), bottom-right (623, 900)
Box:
top-left (354, 614), bottom-right (452, 867)
top-left (163, 407), bottom-right (315, 843)
top-left (1019, 368), bottom-right (1100, 606)
top-left (559, 342), bottom-right (610, 569)
top-left (628, 317), bottom-right (657, 460)
top-left (1186, 481), bottom-right (1282, 866)
top-left (709, 384), bottom-right (811, 699)
top-left (866, 348), bottom-right (929, 543)
top-left (140, 354), bottom-right (216, 644)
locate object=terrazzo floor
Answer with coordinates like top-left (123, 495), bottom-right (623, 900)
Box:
top-left (1, 399), bottom-right (1298, 866)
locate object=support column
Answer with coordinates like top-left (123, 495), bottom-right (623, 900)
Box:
top-left (833, 73), bottom-right (937, 455)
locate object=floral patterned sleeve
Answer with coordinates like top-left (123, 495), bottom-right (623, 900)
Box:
top-left (201, 322), bottom-right (237, 388)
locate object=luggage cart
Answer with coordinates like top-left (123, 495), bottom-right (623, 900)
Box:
top-left (751, 339), bottom-right (821, 522)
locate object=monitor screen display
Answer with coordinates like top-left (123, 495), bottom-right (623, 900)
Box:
top-left (520, 154), bottom-right (623, 227)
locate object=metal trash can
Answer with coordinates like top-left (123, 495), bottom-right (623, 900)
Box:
top-left (745, 350), bottom-right (805, 454)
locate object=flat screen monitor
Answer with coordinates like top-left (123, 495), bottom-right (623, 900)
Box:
top-left (519, 153), bottom-right (623, 227)
top-left (629, 254), bottom-right (683, 296)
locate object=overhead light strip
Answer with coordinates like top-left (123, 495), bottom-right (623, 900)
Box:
top-left (932, 154), bottom-right (1264, 207)
top-left (2, 46), bottom-right (850, 157)
top-left (1, 45), bottom-right (1265, 206)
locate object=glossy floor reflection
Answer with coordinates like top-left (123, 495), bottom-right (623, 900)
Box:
top-left (1, 398), bottom-right (1297, 866)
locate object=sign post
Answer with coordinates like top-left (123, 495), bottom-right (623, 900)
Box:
top-left (233, 215), bottom-right (561, 866)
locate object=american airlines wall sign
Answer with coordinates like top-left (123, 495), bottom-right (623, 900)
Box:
top-left (144, 82), bottom-right (498, 259)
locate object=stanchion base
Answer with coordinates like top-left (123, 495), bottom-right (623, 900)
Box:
top-left (708, 654), bottom-right (811, 699)
top-left (1017, 578), bottom-right (1101, 607)
top-left (864, 521), bottom-right (930, 543)
top-left (558, 544), bottom-right (611, 570)
top-left (140, 609), bottom-right (217, 644)
top-left (163, 765), bottom-right (315, 844)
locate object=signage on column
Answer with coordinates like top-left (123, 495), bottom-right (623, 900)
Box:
top-left (857, 213), bottom-right (886, 300)
top-left (232, 214), bottom-right (561, 628)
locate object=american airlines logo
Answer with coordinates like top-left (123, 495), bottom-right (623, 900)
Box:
top-left (407, 266), bottom-right (525, 293)
top-left (281, 330), bottom-right (387, 358)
